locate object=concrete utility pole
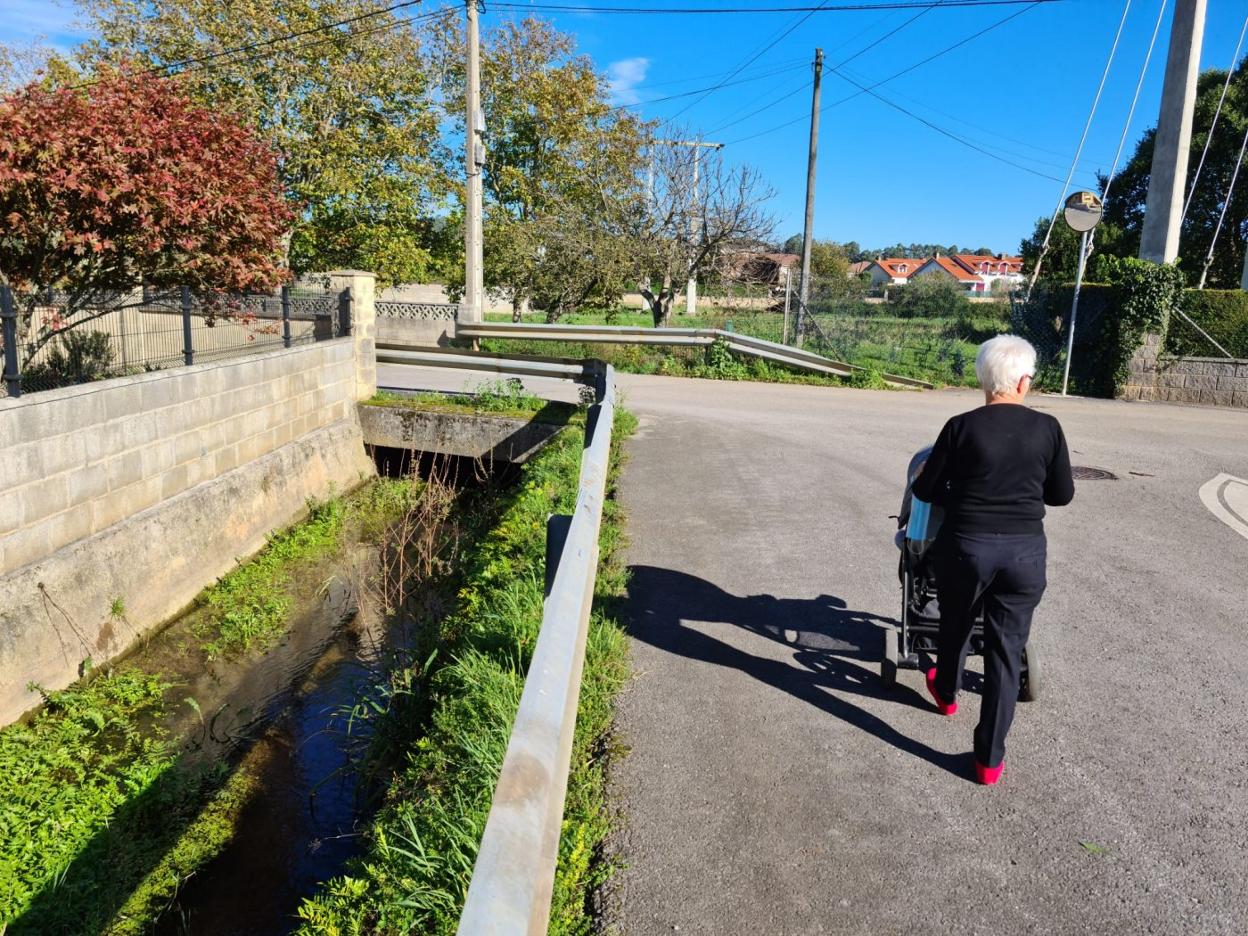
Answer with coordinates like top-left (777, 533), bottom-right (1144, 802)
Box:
top-left (654, 139), bottom-right (723, 316)
top-left (795, 48), bottom-right (823, 348)
top-left (1139, 0), bottom-right (1207, 264)
top-left (462, 0), bottom-right (485, 325)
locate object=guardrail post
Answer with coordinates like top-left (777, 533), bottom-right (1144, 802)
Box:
top-left (281, 285), bottom-right (292, 348)
top-left (1, 285), bottom-right (21, 398)
top-left (180, 286), bottom-right (194, 366)
top-left (544, 514), bottom-right (573, 598)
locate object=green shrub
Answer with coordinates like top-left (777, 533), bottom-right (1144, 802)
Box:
top-left (886, 276), bottom-right (973, 319)
top-left (23, 330), bottom-right (115, 389)
top-left (1014, 260), bottom-right (1185, 397)
top-left (1171, 289), bottom-right (1248, 358)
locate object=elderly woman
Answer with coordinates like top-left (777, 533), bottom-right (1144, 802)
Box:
top-left (911, 335), bottom-right (1074, 785)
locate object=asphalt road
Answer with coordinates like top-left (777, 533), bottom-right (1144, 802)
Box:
top-left (377, 365), bottom-right (1248, 935)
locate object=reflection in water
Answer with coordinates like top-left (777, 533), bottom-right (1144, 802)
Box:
top-left (130, 545), bottom-right (405, 936)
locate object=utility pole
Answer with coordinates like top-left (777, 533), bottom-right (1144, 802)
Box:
top-left (795, 48), bottom-right (823, 347)
top-left (1139, 0), bottom-right (1207, 263)
top-left (462, 0), bottom-right (485, 325)
top-left (653, 139), bottom-right (723, 317)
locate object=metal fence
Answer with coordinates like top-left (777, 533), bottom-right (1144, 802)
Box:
top-left (0, 284), bottom-right (351, 398)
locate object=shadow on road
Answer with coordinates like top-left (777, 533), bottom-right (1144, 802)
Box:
top-left (626, 565), bottom-right (973, 781)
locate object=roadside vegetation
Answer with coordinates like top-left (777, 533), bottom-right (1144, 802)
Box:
top-left (0, 481), bottom-right (415, 934)
top-left (483, 306), bottom-right (1008, 388)
top-left (0, 397), bottom-right (636, 936)
top-left (367, 379), bottom-right (581, 423)
top-left (296, 406), bottom-right (638, 935)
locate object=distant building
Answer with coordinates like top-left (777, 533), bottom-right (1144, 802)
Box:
top-left (867, 258), bottom-right (923, 287)
top-left (849, 260), bottom-right (873, 276)
top-left (722, 251), bottom-right (800, 289)
top-left (911, 253), bottom-right (1025, 293)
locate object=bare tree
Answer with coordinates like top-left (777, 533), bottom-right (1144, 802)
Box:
top-left (635, 135), bottom-right (776, 327)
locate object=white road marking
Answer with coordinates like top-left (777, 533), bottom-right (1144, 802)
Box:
top-left (1199, 473), bottom-right (1248, 542)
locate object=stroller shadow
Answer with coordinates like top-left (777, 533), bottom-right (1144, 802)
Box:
top-left (626, 565), bottom-right (972, 780)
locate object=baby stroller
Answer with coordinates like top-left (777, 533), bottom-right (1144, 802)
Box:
top-left (882, 447), bottom-right (1040, 702)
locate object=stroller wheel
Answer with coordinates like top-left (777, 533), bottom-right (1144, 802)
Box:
top-left (1019, 641), bottom-right (1040, 702)
top-left (881, 627), bottom-right (899, 688)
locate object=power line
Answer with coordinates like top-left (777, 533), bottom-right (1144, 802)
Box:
top-left (709, 0), bottom-right (936, 133)
top-left (71, 0), bottom-right (429, 88)
top-left (173, 7), bottom-right (456, 80)
top-left (492, 0), bottom-right (1061, 11)
top-left (613, 61), bottom-right (810, 111)
top-left (727, 0), bottom-right (1038, 144)
top-left (1093, 0), bottom-right (1168, 257)
top-left (1025, 0), bottom-right (1132, 295)
top-left (621, 56), bottom-right (809, 90)
top-left (823, 66), bottom-right (1071, 182)
top-left (1182, 11), bottom-right (1248, 225)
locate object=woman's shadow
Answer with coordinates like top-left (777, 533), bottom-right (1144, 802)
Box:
top-left (626, 565), bottom-right (972, 780)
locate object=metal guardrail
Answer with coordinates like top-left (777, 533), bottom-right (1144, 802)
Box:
top-left (454, 321), bottom-right (934, 389)
top-left (394, 353), bottom-right (615, 935)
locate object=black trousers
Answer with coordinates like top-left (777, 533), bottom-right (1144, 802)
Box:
top-left (932, 531), bottom-right (1047, 768)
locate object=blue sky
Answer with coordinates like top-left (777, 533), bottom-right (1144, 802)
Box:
top-left (6, 0), bottom-right (1246, 255)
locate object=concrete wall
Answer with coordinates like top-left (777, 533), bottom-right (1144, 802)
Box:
top-left (376, 315), bottom-right (457, 347)
top-left (0, 270), bottom-right (379, 723)
top-left (1123, 334), bottom-right (1248, 407)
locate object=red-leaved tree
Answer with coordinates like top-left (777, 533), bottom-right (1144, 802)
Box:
top-left (0, 68), bottom-right (293, 356)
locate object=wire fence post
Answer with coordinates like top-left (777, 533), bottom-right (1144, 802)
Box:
top-left (281, 285), bottom-right (292, 349)
top-left (338, 287), bottom-right (353, 337)
top-left (1, 285), bottom-right (21, 398)
top-left (180, 286), bottom-right (194, 366)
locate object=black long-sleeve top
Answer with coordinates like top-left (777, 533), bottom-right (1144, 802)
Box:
top-left (911, 403), bottom-right (1075, 536)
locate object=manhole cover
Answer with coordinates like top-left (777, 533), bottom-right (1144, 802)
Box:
top-left (1072, 466), bottom-right (1117, 481)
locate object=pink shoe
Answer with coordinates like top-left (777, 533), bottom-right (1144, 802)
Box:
top-left (975, 760), bottom-right (1005, 785)
top-left (925, 668), bottom-right (958, 716)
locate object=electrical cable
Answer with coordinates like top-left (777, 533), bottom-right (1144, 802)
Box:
top-left (491, 0), bottom-right (1061, 11)
top-left (1024, 0), bottom-right (1131, 297)
top-left (71, 0), bottom-right (429, 88)
top-left (1182, 11), bottom-right (1248, 226)
top-left (1197, 119), bottom-right (1248, 290)
top-left (612, 61), bottom-right (810, 111)
top-left (726, 1), bottom-right (1036, 144)
top-left (823, 66), bottom-right (1071, 181)
top-left (706, 0), bottom-right (935, 134)
top-left (1090, 0), bottom-right (1167, 256)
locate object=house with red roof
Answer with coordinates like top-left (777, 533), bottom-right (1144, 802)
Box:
top-left (866, 258), bottom-right (923, 287)
top-left (911, 253), bottom-right (1026, 293)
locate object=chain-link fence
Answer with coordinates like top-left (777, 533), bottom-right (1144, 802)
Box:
top-left (1, 284), bottom-right (349, 398)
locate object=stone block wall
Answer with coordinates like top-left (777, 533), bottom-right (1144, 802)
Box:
top-left (0, 338), bottom-right (376, 723)
top-left (1122, 334), bottom-right (1248, 407)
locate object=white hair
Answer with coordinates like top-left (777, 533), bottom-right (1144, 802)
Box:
top-left (975, 335), bottom-right (1037, 395)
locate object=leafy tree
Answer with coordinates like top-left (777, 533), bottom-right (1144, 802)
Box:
top-left (1101, 60), bottom-right (1248, 287)
top-left (777, 236), bottom-right (856, 275)
top-left (75, 0), bottom-right (453, 286)
top-left (1020, 214), bottom-right (1127, 282)
top-left (437, 17), bottom-right (650, 319)
top-left (0, 68), bottom-right (291, 356)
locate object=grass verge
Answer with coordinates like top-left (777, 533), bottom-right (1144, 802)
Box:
top-left (193, 479), bottom-right (419, 658)
top-left (0, 479), bottom-right (418, 935)
top-left (295, 406), bottom-right (638, 935)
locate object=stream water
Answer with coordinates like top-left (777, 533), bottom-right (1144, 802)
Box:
top-left (125, 542), bottom-right (399, 935)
